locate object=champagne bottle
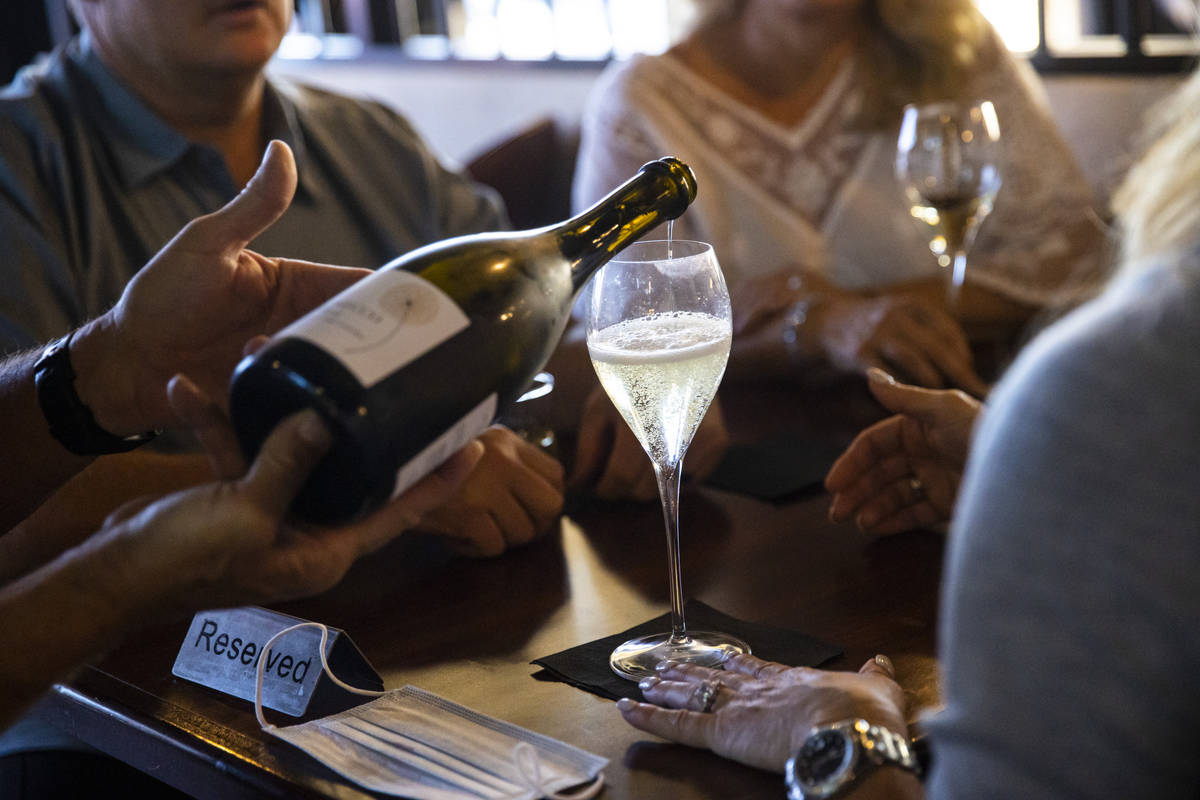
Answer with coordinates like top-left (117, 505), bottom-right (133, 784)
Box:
top-left (229, 157), bottom-right (698, 524)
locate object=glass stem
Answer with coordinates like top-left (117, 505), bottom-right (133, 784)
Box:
top-left (655, 461), bottom-right (688, 644)
top-left (946, 250), bottom-right (967, 313)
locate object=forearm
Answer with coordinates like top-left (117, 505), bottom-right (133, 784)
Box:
top-left (0, 529), bottom-right (152, 730)
top-left (0, 315), bottom-right (158, 533)
top-left (1, 451), bottom-right (215, 583)
top-left (0, 350), bottom-right (94, 531)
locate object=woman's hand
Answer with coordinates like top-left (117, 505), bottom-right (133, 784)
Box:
top-left (618, 654), bottom-right (907, 773)
top-left (96, 375), bottom-right (484, 616)
top-left (415, 426), bottom-right (565, 557)
top-left (569, 386), bottom-right (730, 502)
top-left (810, 294), bottom-right (988, 396)
top-left (826, 369), bottom-right (983, 534)
top-left (731, 270), bottom-right (987, 396)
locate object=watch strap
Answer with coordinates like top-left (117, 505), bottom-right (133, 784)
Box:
top-left (786, 718), bottom-right (923, 799)
top-left (34, 331), bottom-right (158, 455)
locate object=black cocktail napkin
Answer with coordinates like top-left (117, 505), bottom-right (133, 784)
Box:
top-left (704, 432), bottom-right (849, 503)
top-left (531, 600), bottom-right (843, 701)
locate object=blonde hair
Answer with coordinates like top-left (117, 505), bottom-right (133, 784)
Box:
top-left (694, 0), bottom-right (998, 126)
top-left (1111, 69), bottom-right (1200, 268)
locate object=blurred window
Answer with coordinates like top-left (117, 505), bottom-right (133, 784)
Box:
top-left (282, 0), bottom-right (1196, 72)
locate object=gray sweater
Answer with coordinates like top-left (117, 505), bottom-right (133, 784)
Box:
top-left (927, 251), bottom-right (1200, 797)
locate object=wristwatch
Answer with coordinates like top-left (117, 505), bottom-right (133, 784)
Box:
top-left (34, 332), bottom-right (158, 455)
top-left (785, 719), bottom-right (923, 799)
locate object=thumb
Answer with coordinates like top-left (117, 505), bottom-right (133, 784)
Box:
top-left (182, 140), bottom-right (298, 255)
top-left (867, 368), bottom-right (952, 424)
top-left (239, 409), bottom-right (332, 518)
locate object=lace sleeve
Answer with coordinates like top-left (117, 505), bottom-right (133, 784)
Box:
top-left (964, 51), bottom-right (1115, 308)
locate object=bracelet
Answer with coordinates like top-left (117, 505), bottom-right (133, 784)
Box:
top-left (781, 295), bottom-right (825, 362)
top-left (34, 331), bottom-right (159, 455)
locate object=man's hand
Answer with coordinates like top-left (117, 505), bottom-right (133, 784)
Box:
top-left (71, 140), bottom-right (371, 437)
top-left (415, 426), bottom-right (565, 557)
top-left (826, 369), bottom-right (983, 534)
top-left (569, 386), bottom-right (730, 502)
top-left (95, 375), bottom-right (484, 616)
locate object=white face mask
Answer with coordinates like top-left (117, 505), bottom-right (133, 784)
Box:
top-left (254, 623), bottom-right (606, 800)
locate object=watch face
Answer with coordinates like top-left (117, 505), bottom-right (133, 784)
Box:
top-left (788, 727), bottom-right (856, 797)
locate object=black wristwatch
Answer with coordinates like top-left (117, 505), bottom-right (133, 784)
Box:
top-left (785, 719), bottom-right (924, 799)
top-left (34, 332), bottom-right (158, 455)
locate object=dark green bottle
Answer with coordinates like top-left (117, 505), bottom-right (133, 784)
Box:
top-left (229, 157), bottom-right (698, 524)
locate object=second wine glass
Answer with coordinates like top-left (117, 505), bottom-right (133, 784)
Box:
top-left (586, 240), bottom-right (750, 680)
top-left (896, 100), bottom-right (1002, 310)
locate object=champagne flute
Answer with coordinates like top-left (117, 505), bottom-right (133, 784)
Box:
top-left (896, 100), bottom-right (1002, 310)
top-left (586, 239), bottom-right (750, 680)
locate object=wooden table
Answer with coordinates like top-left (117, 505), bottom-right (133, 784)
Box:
top-left (32, 381), bottom-right (946, 799)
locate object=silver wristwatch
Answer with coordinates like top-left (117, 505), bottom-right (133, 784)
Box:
top-left (785, 719), bottom-right (923, 799)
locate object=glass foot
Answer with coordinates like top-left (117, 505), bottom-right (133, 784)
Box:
top-left (609, 631), bottom-right (750, 681)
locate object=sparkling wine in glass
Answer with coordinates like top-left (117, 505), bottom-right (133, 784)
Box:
top-left (896, 100), bottom-right (1002, 310)
top-left (586, 239), bottom-right (750, 680)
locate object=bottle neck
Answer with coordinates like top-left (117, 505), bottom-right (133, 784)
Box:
top-left (559, 167), bottom-right (692, 292)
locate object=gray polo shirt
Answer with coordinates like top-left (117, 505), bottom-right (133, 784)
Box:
top-left (0, 32), bottom-right (506, 353)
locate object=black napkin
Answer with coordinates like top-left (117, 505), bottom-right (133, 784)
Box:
top-left (532, 600), bottom-right (843, 701)
top-left (704, 431), bottom-right (849, 503)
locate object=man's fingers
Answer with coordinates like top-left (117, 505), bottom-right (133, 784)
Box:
top-left (239, 409), bottom-right (332, 517)
top-left (266, 257), bottom-right (372, 325)
top-left (167, 373), bottom-right (247, 480)
top-left (616, 699), bottom-right (718, 751)
top-left (182, 140), bottom-right (298, 255)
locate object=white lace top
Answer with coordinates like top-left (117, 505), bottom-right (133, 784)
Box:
top-left (573, 48), bottom-right (1110, 306)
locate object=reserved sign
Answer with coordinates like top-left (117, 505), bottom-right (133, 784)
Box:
top-left (172, 607), bottom-right (382, 718)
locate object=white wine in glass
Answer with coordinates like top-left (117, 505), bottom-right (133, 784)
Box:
top-left (587, 240), bottom-right (750, 680)
top-left (896, 100), bottom-right (1002, 310)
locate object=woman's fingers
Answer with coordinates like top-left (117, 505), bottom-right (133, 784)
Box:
top-left (828, 453), bottom-right (914, 522)
top-left (656, 660), bottom-right (756, 691)
top-left (638, 676), bottom-right (729, 712)
top-left (825, 415), bottom-right (906, 492)
top-left (616, 699), bottom-right (718, 751)
top-left (723, 653), bottom-right (793, 680)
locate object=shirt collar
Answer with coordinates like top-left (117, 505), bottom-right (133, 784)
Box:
top-left (70, 30), bottom-right (316, 199)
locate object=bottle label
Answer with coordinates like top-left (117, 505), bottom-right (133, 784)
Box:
top-left (279, 270), bottom-right (469, 388)
top-left (392, 393), bottom-right (498, 499)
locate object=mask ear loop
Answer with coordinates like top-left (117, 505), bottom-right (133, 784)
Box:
top-left (513, 742), bottom-right (605, 800)
top-left (254, 622), bottom-right (385, 731)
